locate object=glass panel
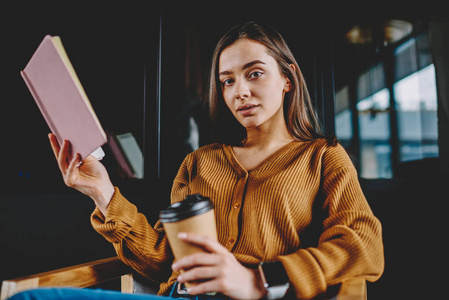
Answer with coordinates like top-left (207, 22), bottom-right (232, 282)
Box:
top-left (357, 88), bottom-right (392, 178)
top-left (335, 86), bottom-right (353, 144)
top-left (333, 19), bottom-right (439, 179)
top-left (394, 64), bottom-right (439, 162)
top-left (335, 108), bottom-right (353, 141)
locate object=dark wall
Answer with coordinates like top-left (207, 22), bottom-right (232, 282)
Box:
top-left (0, 192), bottom-right (115, 281)
top-left (361, 178), bottom-right (446, 299)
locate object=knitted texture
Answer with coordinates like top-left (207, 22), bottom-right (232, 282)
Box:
top-left (91, 139), bottom-right (384, 298)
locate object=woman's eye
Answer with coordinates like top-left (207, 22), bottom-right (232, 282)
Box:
top-left (249, 71), bottom-right (262, 79)
top-left (222, 79), bottom-right (234, 86)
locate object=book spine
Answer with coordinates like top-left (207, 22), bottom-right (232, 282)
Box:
top-left (20, 70), bottom-right (62, 145)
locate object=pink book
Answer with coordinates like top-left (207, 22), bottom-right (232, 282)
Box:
top-left (21, 35), bottom-right (107, 160)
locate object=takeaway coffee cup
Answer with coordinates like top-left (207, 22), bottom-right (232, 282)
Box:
top-left (160, 194), bottom-right (217, 262)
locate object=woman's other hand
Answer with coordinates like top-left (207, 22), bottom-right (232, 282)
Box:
top-left (172, 232), bottom-right (267, 299)
top-left (48, 133), bottom-right (114, 215)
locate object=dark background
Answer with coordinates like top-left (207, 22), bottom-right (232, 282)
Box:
top-left (0, 2), bottom-right (447, 299)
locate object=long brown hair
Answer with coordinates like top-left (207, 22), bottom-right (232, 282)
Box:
top-left (208, 21), bottom-right (324, 145)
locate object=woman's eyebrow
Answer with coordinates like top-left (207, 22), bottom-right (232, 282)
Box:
top-left (219, 60), bottom-right (266, 77)
top-left (218, 70), bottom-right (231, 76)
top-left (242, 60), bottom-right (265, 70)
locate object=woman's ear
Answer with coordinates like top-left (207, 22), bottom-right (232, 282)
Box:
top-left (284, 64), bottom-right (295, 92)
top-left (284, 78), bottom-right (292, 93)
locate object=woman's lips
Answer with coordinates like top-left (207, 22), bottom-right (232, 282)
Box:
top-left (237, 104), bottom-right (259, 116)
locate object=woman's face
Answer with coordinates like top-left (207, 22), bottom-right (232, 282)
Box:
top-left (218, 39), bottom-right (291, 130)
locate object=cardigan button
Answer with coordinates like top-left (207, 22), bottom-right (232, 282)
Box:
top-left (234, 203), bottom-right (241, 209)
top-left (228, 238), bottom-right (235, 244)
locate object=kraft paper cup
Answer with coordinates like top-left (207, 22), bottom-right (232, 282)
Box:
top-left (160, 194), bottom-right (217, 289)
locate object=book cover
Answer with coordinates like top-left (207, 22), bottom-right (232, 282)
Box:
top-left (108, 132), bottom-right (144, 179)
top-left (115, 132), bottom-right (143, 179)
top-left (107, 132), bottom-right (135, 178)
top-left (21, 35), bottom-right (107, 160)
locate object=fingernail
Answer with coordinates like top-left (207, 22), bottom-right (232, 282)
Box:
top-left (76, 154), bottom-right (83, 167)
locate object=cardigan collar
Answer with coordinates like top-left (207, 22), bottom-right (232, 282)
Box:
top-left (222, 141), bottom-right (305, 179)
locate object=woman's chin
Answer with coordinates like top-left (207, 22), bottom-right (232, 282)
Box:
top-left (238, 118), bottom-right (261, 129)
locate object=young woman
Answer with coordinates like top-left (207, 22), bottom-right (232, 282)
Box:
top-left (11, 21), bottom-right (384, 300)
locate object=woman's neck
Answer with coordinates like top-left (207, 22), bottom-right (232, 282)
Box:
top-left (243, 121), bottom-right (294, 150)
top-left (232, 121), bottom-right (295, 172)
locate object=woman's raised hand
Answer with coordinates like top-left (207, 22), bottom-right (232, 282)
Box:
top-left (172, 233), bottom-right (267, 299)
top-left (48, 133), bottom-right (114, 215)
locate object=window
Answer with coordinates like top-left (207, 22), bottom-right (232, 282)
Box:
top-left (395, 64), bottom-right (439, 162)
top-left (335, 86), bottom-right (352, 143)
top-left (334, 30), bottom-right (439, 179)
top-left (357, 88), bottom-right (392, 178)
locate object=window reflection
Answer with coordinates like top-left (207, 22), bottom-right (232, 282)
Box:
top-left (358, 88), bottom-right (392, 178)
top-left (395, 64), bottom-right (439, 162)
top-left (335, 86), bottom-right (353, 144)
top-left (334, 21), bottom-right (439, 179)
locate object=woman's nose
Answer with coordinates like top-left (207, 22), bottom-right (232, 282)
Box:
top-left (234, 82), bottom-right (250, 100)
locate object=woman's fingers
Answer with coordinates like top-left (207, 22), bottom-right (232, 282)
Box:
top-left (172, 233), bottom-right (229, 272)
top-left (48, 133), bottom-right (73, 172)
top-left (64, 153), bottom-right (81, 187)
top-left (171, 232), bottom-right (263, 298)
top-left (177, 232), bottom-right (226, 254)
top-left (183, 279), bottom-right (223, 296)
top-left (57, 139), bottom-right (71, 174)
top-left (174, 255), bottom-right (224, 295)
top-left (172, 252), bottom-right (220, 272)
top-left (48, 133), bottom-right (60, 159)
top-left (177, 265), bottom-right (219, 282)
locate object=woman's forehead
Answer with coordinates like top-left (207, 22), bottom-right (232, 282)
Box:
top-left (218, 39), bottom-right (275, 73)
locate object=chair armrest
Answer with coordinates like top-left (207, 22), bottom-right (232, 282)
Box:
top-left (1, 257), bottom-right (366, 300)
top-left (334, 279), bottom-right (367, 300)
top-left (1, 257), bottom-right (133, 300)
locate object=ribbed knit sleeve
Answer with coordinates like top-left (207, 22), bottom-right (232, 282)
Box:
top-left (170, 153), bottom-right (193, 204)
top-left (278, 144), bottom-right (384, 299)
top-left (91, 187), bottom-right (173, 289)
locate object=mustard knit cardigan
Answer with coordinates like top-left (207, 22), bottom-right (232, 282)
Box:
top-left (91, 139), bottom-right (384, 299)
